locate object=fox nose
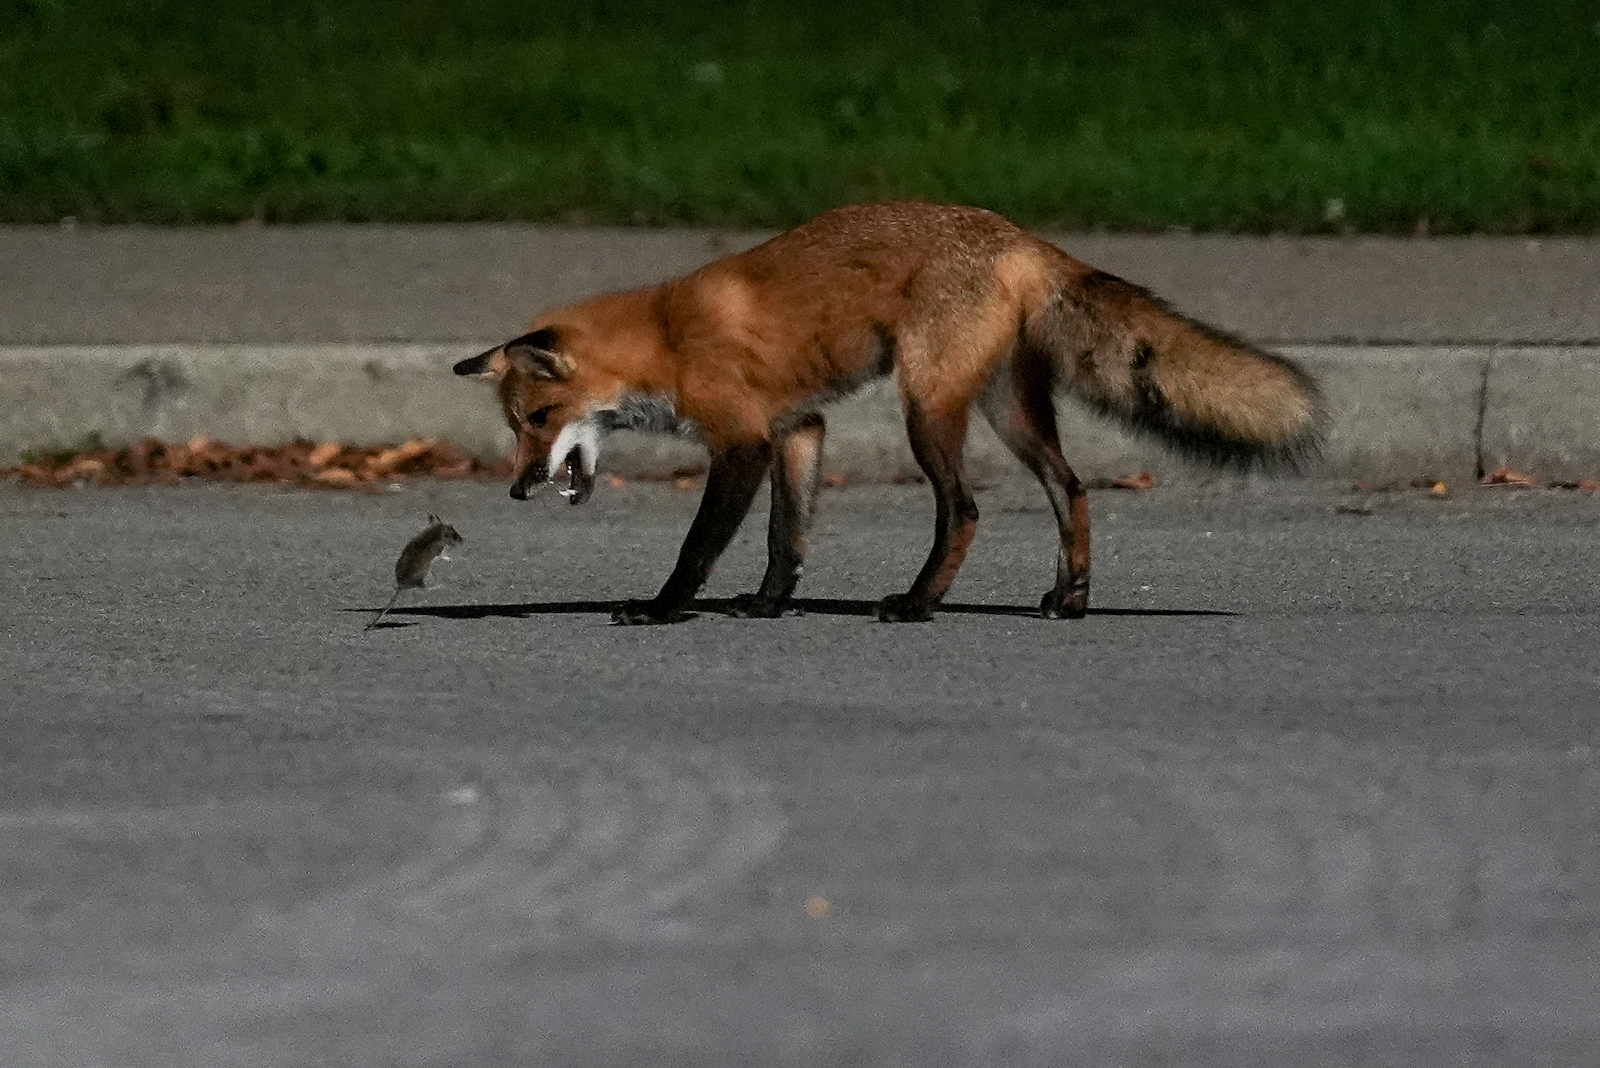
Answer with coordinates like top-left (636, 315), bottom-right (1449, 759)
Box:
top-left (509, 460), bottom-right (547, 500)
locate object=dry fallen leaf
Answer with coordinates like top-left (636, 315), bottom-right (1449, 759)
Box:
top-left (1111, 470), bottom-right (1156, 491)
top-left (1481, 466), bottom-right (1538, 487)
top-left (311, 467), bottom-right (360, 487)
top-left (59, 456), bottom-right (107, 482)
top-left (308, 441), bottom-right (343, 468)
top-left (1086, 470), bottom-right (1156, 491)
top-left (4, 436), bottom-right (511, 489)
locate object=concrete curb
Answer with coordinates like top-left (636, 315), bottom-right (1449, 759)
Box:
top-left (6, 226), bottom-right (1597, 486)
top-left (5, 343), bottom-right (1596, 484)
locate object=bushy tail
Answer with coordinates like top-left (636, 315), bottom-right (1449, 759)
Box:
top-left (1028, 269), bottom-right (1325, 469)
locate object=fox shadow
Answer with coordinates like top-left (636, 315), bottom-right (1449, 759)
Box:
top-left (354, 597), bottom-right (1236, 624)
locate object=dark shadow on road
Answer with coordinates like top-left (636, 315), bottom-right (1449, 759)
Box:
top-left (347, 598), bottom-right (1237, 621)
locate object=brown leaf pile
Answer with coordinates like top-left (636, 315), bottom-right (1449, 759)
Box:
top-left (1351, 469), bottom-right (1600, 495)
top-left (1481, 466), bottom-right (1600, 492)
top-left (6, 436), bottom-right (512, 489)
top-left (1094, 470), bottom-right (1157, 491)
top-left (1480, 466), bottom-right (1539, 487)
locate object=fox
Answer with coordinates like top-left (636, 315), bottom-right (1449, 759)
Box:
top-left (454, 201), bottom-right (1324, 625)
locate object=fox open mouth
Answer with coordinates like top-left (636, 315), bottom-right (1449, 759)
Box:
top-left (550, 417), bottom-right (601, 505)
top-left (554, 444), bottom-right (595, 505)
top-left (509, 447), bottom-right (594, 504)
top-left (511, 416), bottom-right (602, 505)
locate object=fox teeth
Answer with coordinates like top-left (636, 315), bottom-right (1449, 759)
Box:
top-left (548, 419), bottom-right (601, 480)
top-left (546, 414), bottom-right (603, 501)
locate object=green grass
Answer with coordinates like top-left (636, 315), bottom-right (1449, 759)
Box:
top-left (1, 0), bottom-right (1597, 231)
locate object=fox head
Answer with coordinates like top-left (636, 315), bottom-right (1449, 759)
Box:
top-left (453, 328), bottom-right (615, 504)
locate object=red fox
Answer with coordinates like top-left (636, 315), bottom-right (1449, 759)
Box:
top-left (454, 201), bottom-right (1323, 624)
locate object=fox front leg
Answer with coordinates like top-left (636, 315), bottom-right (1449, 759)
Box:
top-left (613, 440), bottom-right (773, 625)
top-left (728, 413), bottom-right (825, 619)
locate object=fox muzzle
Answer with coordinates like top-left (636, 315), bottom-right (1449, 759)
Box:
top-left (509, 460), bottom-right (548, 500)
top-left (507, 451), bottom-right (594, 505)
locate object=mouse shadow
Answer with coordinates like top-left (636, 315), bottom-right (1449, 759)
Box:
top-left (347, 597), bottom-right (1237, 622)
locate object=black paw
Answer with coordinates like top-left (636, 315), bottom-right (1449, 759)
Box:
top-left (611, 599), bottom-right (695, 625)
top-left (874, 593), bottom-right (935, 623)
top-left (1040, 587), bottom-right (1088, 619)
top-left (725, 593), bottom-right (796, 619)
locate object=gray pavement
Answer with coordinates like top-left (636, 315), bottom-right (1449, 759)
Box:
top-left (3, 225), bottom-right (1599, 481)
top-left (3, 478), bottom-right (1599, 1066)
top-left (7, 225), bottom-right (1600, 344)
top-left (5, 224), bottom-right (1600, 1066)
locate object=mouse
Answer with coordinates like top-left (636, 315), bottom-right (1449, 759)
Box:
top-left (365, 514), bottom-right (463, 630)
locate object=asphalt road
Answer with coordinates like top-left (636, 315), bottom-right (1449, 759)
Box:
top-left (4, 476), bottom-right (1598, 1066)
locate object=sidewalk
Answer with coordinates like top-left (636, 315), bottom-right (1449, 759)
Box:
top-left (4, 225), bottom-right (1597, 482)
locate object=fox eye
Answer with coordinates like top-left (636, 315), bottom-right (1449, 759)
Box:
top-left (526, 405), bottom-right (556, 428)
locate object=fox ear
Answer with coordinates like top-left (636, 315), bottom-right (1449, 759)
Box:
top-left (503, 329), bottom-right (574, 381)
top-left (454, 328), bottom-right (572, 380)
top-left (453, 345), bottom-right (508, 379)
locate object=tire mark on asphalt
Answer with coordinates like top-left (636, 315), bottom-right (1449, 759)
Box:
top-left (291, 749), bottom-right (786, 950)
top-left (0, 747), bottom-right (785, 1067)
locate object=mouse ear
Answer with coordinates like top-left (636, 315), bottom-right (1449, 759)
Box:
top-left (427, 513), bottom-right (441, 524)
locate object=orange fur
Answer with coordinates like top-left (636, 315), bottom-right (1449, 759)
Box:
top-left (455, 201), bottom-right (1324, 624)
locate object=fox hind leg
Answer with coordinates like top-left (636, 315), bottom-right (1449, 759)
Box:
top-left (979, 360), bottom-right (1090, 619)
top-left (728, 413), bottom-right (825, 618)
top-left (878, 397), bottom-right (979, 623)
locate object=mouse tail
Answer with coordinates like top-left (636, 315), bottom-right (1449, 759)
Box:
top-left (365, 587), bottom-right (404, 631)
